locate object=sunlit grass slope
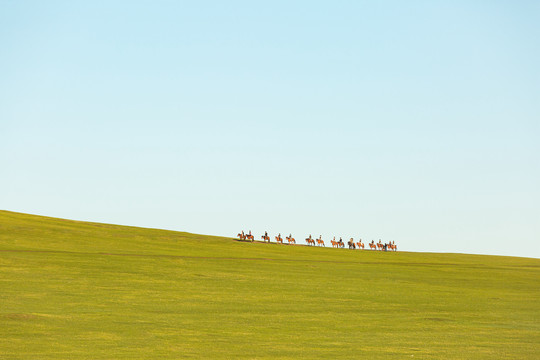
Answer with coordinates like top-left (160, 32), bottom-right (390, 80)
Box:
top-left (1, 210), bottom-right (539, 359)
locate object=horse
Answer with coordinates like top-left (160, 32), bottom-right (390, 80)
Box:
top-left (356, 240), bottom-right (364, 249)
top-left (348, 238), bottom-right (356, 249)
top-left (331, 239), bottom-right (338, 248)
top-left (286, 236), bottom-right (296, 244)
top-left (237, 233), bottom-right (246, 240)
top-left (316, 236), bottom-right (325, 247)
top-left (305, 236), bottom-right (315, 246)
top-left (388, 242), bottom-right (397, 251)
top-left (261, 234), bottom-right (270, 242)
top-left (338, 240), bottom-right (345, 248)
top-left (275, 235), bottom-right (283, 244)
top-left (377, 240), bottom-right (384, 250)
top-left (368, 241), bottom-right (377, 250)
top-left (246, 234), bottom-right (254, 242)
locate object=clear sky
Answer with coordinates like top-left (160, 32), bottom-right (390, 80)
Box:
top-left (2, 1), bottom-right (539, 258)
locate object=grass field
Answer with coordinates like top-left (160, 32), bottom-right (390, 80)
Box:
top-left (1, 210), bottom-right (539, 359)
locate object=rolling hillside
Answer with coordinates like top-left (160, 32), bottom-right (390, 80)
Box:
top-left (1, 210), bottom-right (539, 359)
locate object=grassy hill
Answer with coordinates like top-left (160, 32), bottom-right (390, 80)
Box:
top-left (1, 210), bottom-right (539, 359)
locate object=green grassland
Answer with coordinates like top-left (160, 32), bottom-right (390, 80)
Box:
top-left (1, 210), bottom-right (539, 359)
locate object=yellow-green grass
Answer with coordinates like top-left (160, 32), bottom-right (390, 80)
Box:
top-left (1, 210), bottom-right (539, 359)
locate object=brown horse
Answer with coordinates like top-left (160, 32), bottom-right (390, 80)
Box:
top-left (377, 240), bottom-right (383, 250)
top-left (305, 236), bottom-right (315, 246)
top-left (246, 234), bottom-right (254, 242)
top-left (275, 235), bottom-right (283, 244)
top-left (388, 241), bottom-right (397, 251)
top-left (331, 239), bottom-right (338, 248)
top-left (316, 236), bottom-right (325, 247)
top-left (261, 234), bottom-right (270, 242)
top-left (286, 236), bottom-right (296, 244)
top-left (356, 240), bottom-right (364, 249)
top-left (368, 241), bottom-right (377, 250)
top-left (348, 238), bottom-right (356, 249)
top-left (237, 233), bottom-right (246, 240)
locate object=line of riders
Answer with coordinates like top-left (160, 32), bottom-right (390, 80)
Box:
top-left (237, 230), bottom-right (397, 251)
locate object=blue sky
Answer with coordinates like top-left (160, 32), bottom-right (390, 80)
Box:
top-left (2, 1), bottom-right (539, 258)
